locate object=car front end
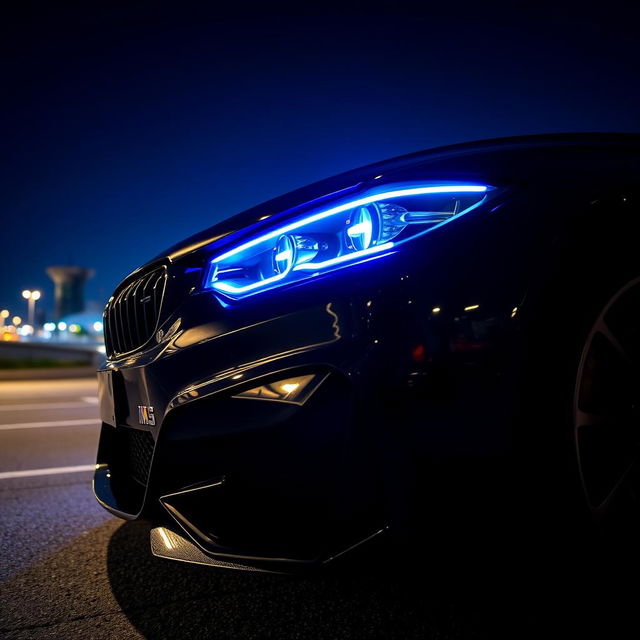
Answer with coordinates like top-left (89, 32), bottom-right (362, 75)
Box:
top-left (94, 134), bottom-right (640, 571)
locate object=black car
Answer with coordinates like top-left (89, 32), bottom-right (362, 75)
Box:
top-left (94, 133), bottom-right (640, 571)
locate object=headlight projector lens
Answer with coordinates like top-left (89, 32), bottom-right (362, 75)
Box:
top-left (272, 235), bottom-right (296, 275)
top-left (346, 205), bottom-right (379, 251)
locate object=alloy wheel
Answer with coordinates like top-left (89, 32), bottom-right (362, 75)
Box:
top-left (574, 277), bottom-right (640, 521)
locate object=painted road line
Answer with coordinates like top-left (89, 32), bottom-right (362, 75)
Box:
top-left (0, 402), bottom-right (98, 411)
top-left (0, 419), bottom-right (101, 431)
top-left (0, 465), bottom-right (96, 480)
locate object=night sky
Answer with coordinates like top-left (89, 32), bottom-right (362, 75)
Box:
top-left (2, 3), bottom-right (639, 318)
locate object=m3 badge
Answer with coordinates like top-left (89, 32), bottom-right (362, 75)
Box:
top-left (137, 405), bottom-right (156, 426)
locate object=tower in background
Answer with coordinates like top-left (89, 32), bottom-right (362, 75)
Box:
top-left (46, 266), bottom-right (95, 320)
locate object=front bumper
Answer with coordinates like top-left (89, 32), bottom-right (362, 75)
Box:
top-left (94, 288), bottom-right (395, 568)
top-left (94, 229), bottom-right (527, 569)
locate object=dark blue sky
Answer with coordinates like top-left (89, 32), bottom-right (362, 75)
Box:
top-left (2, 3), bottom-right (639, 317)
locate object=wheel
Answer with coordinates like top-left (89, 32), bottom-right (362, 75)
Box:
top-left (573, 276), bottom-right (640, 530)
top-left (512, 214), bottom-right (640, 557)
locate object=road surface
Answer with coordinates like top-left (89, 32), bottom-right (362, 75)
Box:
top-left (0, 377), bottom-right (638, 638)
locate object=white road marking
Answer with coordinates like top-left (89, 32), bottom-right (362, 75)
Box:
top-left (0, 379), bottom-right (98, 399)
top-left (0, 401), bottom-right (98, 411)
top-left (0, 419), bottom-right (101, 431)
top-left (0, 465), bottom-right (95, 480)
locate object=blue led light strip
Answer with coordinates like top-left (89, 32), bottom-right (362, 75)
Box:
top-left (212, 243), bottom-right (397, 295)
top-left (211, 272), bottom-right (288, 294)
top-left (211, 185), bottom-right (487, 264)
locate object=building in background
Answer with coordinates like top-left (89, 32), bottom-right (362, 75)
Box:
top-left (46, 266), bottom-right (95, 320)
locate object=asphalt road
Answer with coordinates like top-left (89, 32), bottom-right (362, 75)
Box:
top-left (1, 377), bottom-right (639, 639)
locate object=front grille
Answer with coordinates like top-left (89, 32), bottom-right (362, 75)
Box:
top-left (124, 428), bottom-right (155, 486)
top-left (104, 267), bottom-right (166, 357)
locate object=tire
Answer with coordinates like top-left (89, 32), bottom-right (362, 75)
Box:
top-left (515, 221), bottom-right (640, 556)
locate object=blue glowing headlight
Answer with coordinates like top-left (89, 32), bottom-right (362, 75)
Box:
top-left (205, 183), bottom-right (492, 300)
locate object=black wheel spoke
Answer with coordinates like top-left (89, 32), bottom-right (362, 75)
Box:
top-left (595, 319), bottom-right (634, 368)
top-left (576, 406), bottom-right (639, 509)
top-left (577, 420), bottom-right (638, 509)
top-left (575, 409), bottom-right (615, 429)
top-left (577, 332), bottom-right (637, 417)
top-left (597, 457), bottom-right (640, 513)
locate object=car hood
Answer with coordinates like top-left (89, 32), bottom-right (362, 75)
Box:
top-left (150, 132), bottom-right (640, 267)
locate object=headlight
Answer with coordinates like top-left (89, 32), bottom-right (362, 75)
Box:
top-left (204, 183), bottom-right (493, 300)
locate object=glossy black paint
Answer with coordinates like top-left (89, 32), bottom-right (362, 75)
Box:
top-left (94, 133), bottom-right (640, 569)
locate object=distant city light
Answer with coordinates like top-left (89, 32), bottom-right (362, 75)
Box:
top-left (1, 309), bottom-right (9, 318)
top-left (43, 322), bottom-right (56, 331)
top-left (12, 316), bottom-right (22, 326)
top-left (93, 321), bottom-right (103, 332)
top-left (69, 323), bottom-right (81, 333)
top-left (19, 324), bottom-right (34, 336)
top-left (57, 321), bottom-right (67, 331)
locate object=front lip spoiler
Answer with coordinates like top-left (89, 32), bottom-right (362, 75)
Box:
top-left (150, 526), bottom-right (286, 573)
top-left (150, 524), bottom-right (388, 573)
top-left (158, 478), bottom-right (325, 568)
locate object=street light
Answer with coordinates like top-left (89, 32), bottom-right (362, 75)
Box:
top-left (0, 309), bottom-right (9, 329)
top-left (12, 316), bottom-right (22, 326)
top-left (22, 290), bottom-right (41, 328)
